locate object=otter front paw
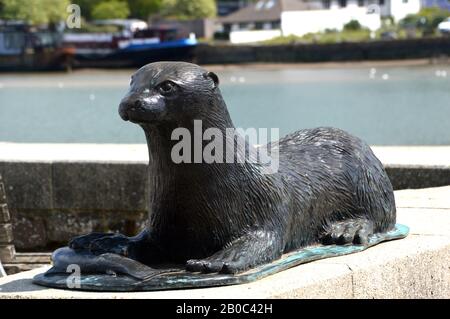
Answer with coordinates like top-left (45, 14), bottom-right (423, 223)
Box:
top-left (69, 232), bottom-right (115, 250)
top-left (89, 234), bottom-right (133, 257)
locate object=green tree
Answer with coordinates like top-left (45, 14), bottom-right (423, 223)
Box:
top-left (0, 0), bottom-right (70, 25)
top-left (343, 20), bottom-right (362, 31)
top-left (128, 0), bottom-right (163, 19)
top-left (91, 0), bottom-right (130, 20)
top-left (162, 0), bottom-right (217, 20)
top-left (73, 0), bottom-right (103, 20)
top-left (73, 0), bottom-right (161, 20)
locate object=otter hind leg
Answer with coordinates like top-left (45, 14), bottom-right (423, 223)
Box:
top-left (186, 230), bottom-right (283, 274)
top-left (321, 219), bottom-right (374, 246)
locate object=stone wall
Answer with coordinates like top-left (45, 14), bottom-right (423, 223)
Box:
top-left (0, 162), bottom-right (148, 251)
top-left (0, 174), bottom-right (15, 263)
top-left (195, 37), bottom-right (450, 64)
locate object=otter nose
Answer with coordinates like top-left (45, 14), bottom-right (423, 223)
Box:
top-left (119, 95), bottom-right (142, 121)
top-left (119, 101), bottom-right (130, 121)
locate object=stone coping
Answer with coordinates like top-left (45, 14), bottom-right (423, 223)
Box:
top-left (1, 143), bottom-right (450, 167)
top-left (0, 186), bottom-right (448, 299)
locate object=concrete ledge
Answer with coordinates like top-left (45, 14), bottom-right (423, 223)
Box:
top-left (0, 186), bottom-right (448, 299)
top-left (3, 253), bottom-right (51, 275)
top-left (1, 143), bottom-right (450, 167)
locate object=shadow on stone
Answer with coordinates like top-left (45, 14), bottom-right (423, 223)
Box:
top-left (0, 278), bottom-right (47, 293)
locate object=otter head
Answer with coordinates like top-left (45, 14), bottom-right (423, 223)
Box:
top-left (119, 62), bottom-right (221, 126)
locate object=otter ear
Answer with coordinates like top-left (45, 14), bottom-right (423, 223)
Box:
top-left (203, 71), bottom-right (219, 88)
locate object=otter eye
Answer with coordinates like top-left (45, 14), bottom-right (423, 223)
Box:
top-left (157, 81), bottom-right (176, 95)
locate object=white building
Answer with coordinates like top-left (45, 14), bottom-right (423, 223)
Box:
top-left (380, 0), bottom-right (422, 21)
top-left (220, 0), bottom-right (422, 44)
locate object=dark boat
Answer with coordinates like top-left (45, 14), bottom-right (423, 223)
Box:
top-left (0, 22), bottom-right (75, 72)
top-left (64, 22), bottom-right (198, 68)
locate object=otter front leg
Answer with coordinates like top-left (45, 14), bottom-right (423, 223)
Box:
top-left (69, 232), bottom-right (115, 250)
top-left (186, 230), bottom-right (283, 274)
top-left (69, 229), bottom-right (154, 261)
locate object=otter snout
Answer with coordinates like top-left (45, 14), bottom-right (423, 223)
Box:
top-left (119, 92), bottom-right (167, 124)
top-left (119, 101), bottom-right (130, 121)
top-left (119, 97), bottom-right (142, 121)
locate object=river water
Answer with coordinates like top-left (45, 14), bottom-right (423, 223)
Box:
top-left (0, 62), bottom-right (449, 145)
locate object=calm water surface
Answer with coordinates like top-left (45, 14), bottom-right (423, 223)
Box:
top-left (0, 63), bottom-right (449, 145)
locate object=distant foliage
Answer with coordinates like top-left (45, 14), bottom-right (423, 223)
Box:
top-left (75, 0), bottom-right (214, 21)
top-left (91, 0), bottom-right (131, 20)
top-left (72, 0), bottom-right (102, 20)
top-left (343, 20), bottom-right (362, 31)
top-left (0, 0), bottom-right (216, 23)
top-left (263, 29), bottom-right (372, 45)
top-left (401, 7), bottom-right (450, 34)
top-left (0, 0), bottom-right (70, 25)
top-left (162, 0), bottom-right (217, 20)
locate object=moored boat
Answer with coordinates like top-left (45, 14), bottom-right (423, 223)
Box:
top-left (63, 20), bottom-right (198, 68)
top-left (0, 22), bottom-right (75, 72)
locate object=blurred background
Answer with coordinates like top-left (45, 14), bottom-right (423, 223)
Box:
top-left (0, 0), bottom-right (450, 145)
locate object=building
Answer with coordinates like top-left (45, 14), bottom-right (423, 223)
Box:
top-left (219, 0), bottom-right (422, 44)
top-left (379, 0), bottom-right (422, 21)
top-left (217, 0), bottom-right (254, 16)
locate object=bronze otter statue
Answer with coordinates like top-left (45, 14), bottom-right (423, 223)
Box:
top-left (62, 62), bottom-right (396, 276)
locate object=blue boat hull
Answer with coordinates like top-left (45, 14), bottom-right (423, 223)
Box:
top-left (73, 40), bottom-right (198, 68)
